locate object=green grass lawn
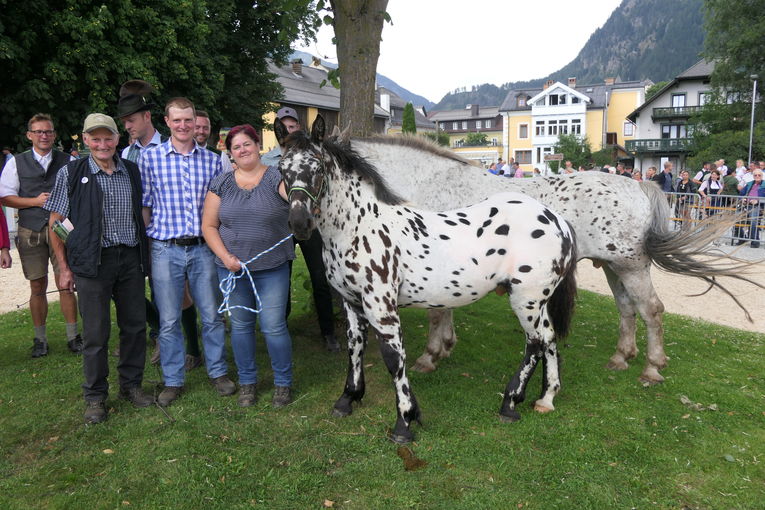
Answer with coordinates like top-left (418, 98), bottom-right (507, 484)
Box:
top-left (1, 256), bottom-right (764, 509)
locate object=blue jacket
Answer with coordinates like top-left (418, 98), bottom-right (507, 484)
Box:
top-left (740, 180), bottom-right (765, 198)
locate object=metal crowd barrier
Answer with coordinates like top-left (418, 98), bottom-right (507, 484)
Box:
top-left (664, 192), bottom-right (764, 248)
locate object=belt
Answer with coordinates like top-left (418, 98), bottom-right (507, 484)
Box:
top-left (166, 237), bottom-right (206, 246)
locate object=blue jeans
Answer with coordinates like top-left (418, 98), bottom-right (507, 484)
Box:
top-left (745, 204), bottom-right (763, 241)
top-left (151, 241), bottom-right (226, 387)
top-left (216, 262), bottom-right (293, 386)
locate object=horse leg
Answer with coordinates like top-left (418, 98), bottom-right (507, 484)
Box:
top-left (602, 264), bottom-right (639, 371)
top-left (412, 308), bottom-right (458, 373)
top-left (534, 343), bottom-right (560, 413)
top-left (500, 337), bottom-right (543, 422)
top-left (373, 315), bottom-right (421, 444)
top-left (332, 302), bottom-right (369, 417)
top-left (618, 268), bottom-right (667, 385)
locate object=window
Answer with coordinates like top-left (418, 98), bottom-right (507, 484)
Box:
top-left (559, 120), bottom-right (568, 134)
top-left (440, 122), bottom-right (446, 130)
top-left (491, 138), bottom-right (498, 146)
top-left (535, 121), bottom-right (545, 136)
top-left (485, 119), bottom-right (492, 129)
top-left (462, 121), bottom-right (468, 130)
top-left (548, 95), bottom-right (559, 106)
top-left (671, 93), bottom-right (686, 107)
top-left (518, 97), bottom-right (526, 107)
top-left (623, 121), bottom-right (634, 137)
top-left (699, 92), bottom-right (711, 105)
top-left (559, 94), bottom-right (567, 105)
top-left (571, 96), bottom-right (580, 104)
top-left (571, 119), bottom-right (581, 135)
top-left (476, 120), bottom-right (482, 129)
top-left (452, 122), bottom-right (458, 130)
top-left (519, 123), bottom-right (529, 139)
top-left (726, 92), bottom-right (741, 104)
top-left (661, 124), bottom-right (687, 139)
top-left (548, 120), bottom-right (558, 136)
top-left (515, 150), bottom-right (532, 164)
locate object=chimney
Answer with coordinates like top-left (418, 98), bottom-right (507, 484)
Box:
top-left (543, 79), bottom-right (554, 90)
top-left (568, 77), bottom-right (577, 88)
top-left (291, 59), bottom-right (303, 75)
top-left (471, 104), bottom-right (479, 116)
top-left (604, 77), bottom-right (615, 85)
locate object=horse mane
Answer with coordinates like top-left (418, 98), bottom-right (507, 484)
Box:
top-left (353, 134), bottom-right (480, 167)
top-left (323, 138), bottom-right (405, 205)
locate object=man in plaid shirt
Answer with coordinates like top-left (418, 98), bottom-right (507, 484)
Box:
top-left (139, 97), bottom-right (234, 407)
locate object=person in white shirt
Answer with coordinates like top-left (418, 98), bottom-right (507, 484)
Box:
top-left (0, 114), bottom-right (80, 357)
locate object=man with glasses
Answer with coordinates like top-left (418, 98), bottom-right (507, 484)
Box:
top-left (0, 114), bottom-right (81, 357)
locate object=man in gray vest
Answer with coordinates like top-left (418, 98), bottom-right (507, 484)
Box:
top-left (0, 113), bottom-right (81, 357)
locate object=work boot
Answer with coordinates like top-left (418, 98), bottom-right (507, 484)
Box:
top-left (272, 386), bottom-right (292, 408)
top-left (157, 386), bottom-right (183, 407)
top-left (184, 354), bottom-right (204, 371)
top-left (31, 338), bottom-right (49, 358)
top-left (84, 401), bottom-right (107, 424)
top-left (211, 375), bottom-right (236, 396)
top-left (324, 333), bottom-right (340, 353)
top-left (238, 384), bottom-right (257, 407)
top-left (67, 334), bottom-right (84, 354)
top-left (119, 386), bottom-right (155, 408)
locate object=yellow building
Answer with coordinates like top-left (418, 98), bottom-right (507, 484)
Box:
top-left (427, 105), bottom-right (504, 166)
top-left (499, 77), bottom-right (650, 172)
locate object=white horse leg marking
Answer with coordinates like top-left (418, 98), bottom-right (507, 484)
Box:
top-left (412, 308), bottom-right (457, 372)
top-left (535, 342), bottom-right (560, 413)
top-left (332, 301), bottom-right (369, 417)
top-left (602, 264), bottom-right (639, 370)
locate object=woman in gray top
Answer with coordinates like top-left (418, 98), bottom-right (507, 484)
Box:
top-left (202, 124), bottom-right (295, 408)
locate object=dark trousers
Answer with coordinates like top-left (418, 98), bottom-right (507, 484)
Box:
top-left (73, 245), bottom-right (147, 402)
top-left (287, 230), bottom-right (335, 336)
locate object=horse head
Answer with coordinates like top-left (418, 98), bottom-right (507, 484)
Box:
top-left (276, 115), bottom-right (328, 241)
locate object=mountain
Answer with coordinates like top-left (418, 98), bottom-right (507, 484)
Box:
top-left (433, 0), bottom-right (705, 110)
top-left (289, 50), bottom-right (435, 109)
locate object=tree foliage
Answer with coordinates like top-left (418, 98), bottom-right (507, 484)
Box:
top-left (421, 131), bottom-right (450, 147)
top-left (645, 81), bottom-right (669, 102)
top-left (401, 102), bottom-right (416, 134)
top-left (0, 0), bottom-right (321, 149)
top-left (550, 133), bottom-right (592, 172)
top-left (464, 132), bottom-right (487, 146)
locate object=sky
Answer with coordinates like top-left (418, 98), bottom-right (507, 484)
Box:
top-left (296, 0), bottom-right (624, 103)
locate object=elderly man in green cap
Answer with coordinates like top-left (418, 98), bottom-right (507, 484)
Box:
top-left (45, 113), bottom-right (154, 424)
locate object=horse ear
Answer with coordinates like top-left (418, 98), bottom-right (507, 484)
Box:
top-left (338, 122), bottom-right (352, 144)
top-left (330, 125), bottom-right (341, 138)
top-left (274, 118), bottom-right (288, 147)
top-left (311, 115), bottom-right (325, 144)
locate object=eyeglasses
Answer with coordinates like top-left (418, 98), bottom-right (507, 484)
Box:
top-left (29, 130), bottom-right (55, 136)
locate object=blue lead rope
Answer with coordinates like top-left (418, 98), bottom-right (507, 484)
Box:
top-left (217, 233), bottom-right (294, 315)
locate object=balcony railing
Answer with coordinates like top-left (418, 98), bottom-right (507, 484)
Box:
top-left (651, 106), bottom-right (702, 120)
top-left (626, 138), bottom-right (692, 153)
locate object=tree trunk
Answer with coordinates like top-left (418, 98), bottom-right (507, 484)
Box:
top-left (330, 0), bottom-right (388, 137)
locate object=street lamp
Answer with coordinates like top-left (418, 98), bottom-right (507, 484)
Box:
top-left (748, 74), bottom-right (758, 165)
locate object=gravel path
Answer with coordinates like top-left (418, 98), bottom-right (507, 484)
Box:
top-left (1, 246), bottom-right (763, 332)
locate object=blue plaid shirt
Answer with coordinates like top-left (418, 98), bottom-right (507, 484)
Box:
top-left (44, 156), bottom-right (138, 248)
top-left (139, 139), bottom-right (222, 240)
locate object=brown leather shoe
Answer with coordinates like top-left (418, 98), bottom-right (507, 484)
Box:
top-left (119, 386), bottom-right (155, 408)
top-left (272, 386), bottom-right (292, 408)
top-left (84, 401), bottom-right (107, 424)
top-left (210, 375), bottom-right (236, 396)
top-left (184, 354), bottom-right (204, 371)
top-left (157, 386), bottom-right (183, 407)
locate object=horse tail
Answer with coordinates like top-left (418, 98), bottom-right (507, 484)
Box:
top-left (549, 224), bottom-right (578, 340)
top-left (640, 180), bottom-right (764, 321)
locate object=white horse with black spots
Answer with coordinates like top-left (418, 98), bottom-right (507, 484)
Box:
top-left (350, 135), bottom-right (762, 384)
top-left (276, 117), bottom-right (578, 443)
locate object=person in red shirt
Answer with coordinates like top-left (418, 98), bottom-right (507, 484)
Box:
top-left (0, 208), bottom-right (11, 268)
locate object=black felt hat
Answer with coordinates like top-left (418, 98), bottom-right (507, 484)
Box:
top-left (117, 80), bottom-right (156, 118)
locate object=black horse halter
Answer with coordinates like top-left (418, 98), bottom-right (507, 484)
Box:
top-left (286, 149), bottom-right (327, 204)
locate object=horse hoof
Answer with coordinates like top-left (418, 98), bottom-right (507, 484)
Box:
top-left (533, 401), bottom-right (555, 414)
top-left (411, 359), bottom-right (436, 373)
top-left (639, 369), bottom-right (664, 386)
top-left (389, 432), bottom-right (413, 444)
top-left (606, 358), bottom-right (629, 371)
top-left (499, 409), bottom-right (521, 423)
top-left (332, 406), bottom-right (352, 418)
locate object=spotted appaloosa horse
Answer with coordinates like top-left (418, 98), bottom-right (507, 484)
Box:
top-left (277, 117), bottom-right (578, 443)
top-left (351, 135), bottom-right (760, 385)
